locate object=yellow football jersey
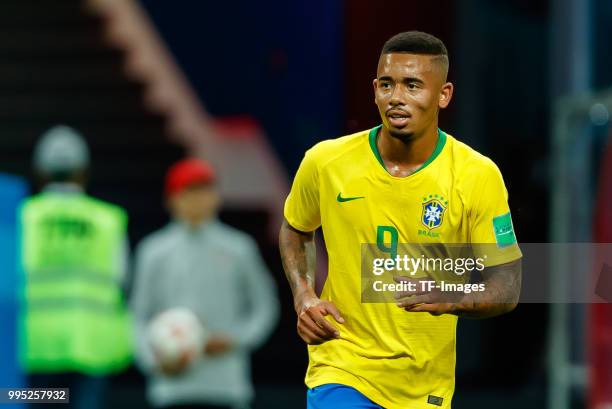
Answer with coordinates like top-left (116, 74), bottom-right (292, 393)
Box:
top-left (284, 125), bottom-right (522, 409)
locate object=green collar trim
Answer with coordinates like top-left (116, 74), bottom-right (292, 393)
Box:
top-left (368, 125), bottom-right (446, 176)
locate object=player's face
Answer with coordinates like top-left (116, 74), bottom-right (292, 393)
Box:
top-left (373, 53), bottom-right (452, 140)
top-left (169, 183), bottom-right (220, 226)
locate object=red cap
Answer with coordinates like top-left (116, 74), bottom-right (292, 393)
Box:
top-left (165, 158), bottom-right (216, 197)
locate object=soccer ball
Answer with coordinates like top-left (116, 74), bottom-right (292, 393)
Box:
top-left (147, 307), bottom-right (207, 367)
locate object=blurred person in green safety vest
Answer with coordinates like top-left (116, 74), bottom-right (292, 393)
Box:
top-left (18, 125), bottom-right (132, 409)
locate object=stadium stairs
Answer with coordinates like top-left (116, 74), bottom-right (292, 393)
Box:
top-left (0, 0), bottom-right (184, 246)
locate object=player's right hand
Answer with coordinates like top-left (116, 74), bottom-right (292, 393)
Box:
top-left (204, 333), bottom-right (234, 356)
top-left (295, 295), bottom-right (345, 345)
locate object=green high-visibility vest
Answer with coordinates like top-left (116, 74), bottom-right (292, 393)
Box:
top-left (19, 192), bottom-right (133, 375)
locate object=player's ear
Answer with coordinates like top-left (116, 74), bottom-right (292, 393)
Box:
top-left (438, 82), bottom-right (453, 109)
top-left (209, 186), bottom-right (222, 212)
top-left (373, 78), bottom-right (378, 103)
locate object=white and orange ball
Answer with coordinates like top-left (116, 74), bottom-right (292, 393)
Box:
top-left (148, 307), bottom-right (207, 367)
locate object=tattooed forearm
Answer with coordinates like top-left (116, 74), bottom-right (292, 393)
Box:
top-left (279, 220), bottom-right (317, 310)
top-left (456, 258), bottom-right (522, 318)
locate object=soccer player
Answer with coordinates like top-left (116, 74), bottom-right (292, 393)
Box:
top-left (279, 31), bottom-right (522, 409)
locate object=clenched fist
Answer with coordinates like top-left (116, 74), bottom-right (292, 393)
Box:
top-left (295, 294), bottom-right (345, 345)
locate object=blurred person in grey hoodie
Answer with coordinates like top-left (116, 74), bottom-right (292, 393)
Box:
top-left (131, 158), bottom-right (279, 409)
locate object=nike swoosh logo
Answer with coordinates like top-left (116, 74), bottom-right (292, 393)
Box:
top-left (337, 192), bottom-right (365, 202)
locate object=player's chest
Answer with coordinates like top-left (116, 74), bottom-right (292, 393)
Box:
top-left (321, 174), bottom-right (467, 242)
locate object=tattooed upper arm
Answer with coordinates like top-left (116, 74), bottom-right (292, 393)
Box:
top-left (481, 258), bottom-right (522, 305)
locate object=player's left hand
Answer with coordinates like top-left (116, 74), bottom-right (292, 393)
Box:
top-left (393, 275), bottom-right (461, 316)
top-left (156, 349), bottom-right (195, 376)
top-left (204, 333), bottom-right (234, 356)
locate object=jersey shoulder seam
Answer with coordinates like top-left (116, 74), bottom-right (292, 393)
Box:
top-left (307, 130), bottom-right (370, 173)
top-left (449, 135), bottom-right (499, 171)
top-left (446, 135), bottom-right (504, 213)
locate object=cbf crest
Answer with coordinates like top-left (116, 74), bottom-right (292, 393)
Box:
top-left (421, 194), bottom-right (448, 230)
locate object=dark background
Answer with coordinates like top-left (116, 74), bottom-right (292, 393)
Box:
top-left (1, 0), bottom-right (611, 407)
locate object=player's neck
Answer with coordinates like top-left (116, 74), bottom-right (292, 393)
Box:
top-left (377, 124), bottom-right (439, 174)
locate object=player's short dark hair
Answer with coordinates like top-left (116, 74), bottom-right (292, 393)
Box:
top-left (381, 31), bottom-right (449, 78)
top-left (382, 31), bottom-right (448, 57)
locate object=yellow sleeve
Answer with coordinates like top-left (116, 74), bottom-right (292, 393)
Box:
top-left (469, 160), bottom-right (522, 267)
top-left (284, 148), bottom-right (321, 232)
